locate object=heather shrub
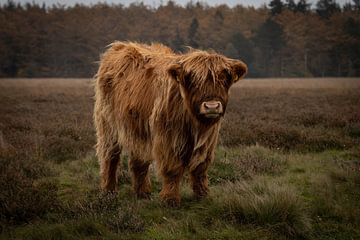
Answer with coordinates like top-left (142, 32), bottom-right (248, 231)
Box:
top-left (213, 145), bottom-right (287, 181)
top-left (0, 153), bottom-right (59, 224)
top-left (232, 145), bottom-right (287, 177)
top-left (63, 192), bottom-right (145, 233)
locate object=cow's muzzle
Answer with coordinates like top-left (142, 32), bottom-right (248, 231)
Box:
top-left (199, 101), bottom-right (223, 118)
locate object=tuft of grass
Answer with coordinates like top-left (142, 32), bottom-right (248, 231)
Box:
top-left (62, 192), bottom-right (145, 234)
top-left (211, 180), bottom-right (311, 237)
top-left (330, 153), bottom-right (360, 185)
top-left (310, 171), bottom-right (360, 225)
top-left (209, 148), bottom-right (238, 183)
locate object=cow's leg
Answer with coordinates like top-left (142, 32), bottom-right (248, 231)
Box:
top-left (98, 142), bottom-right (121, 192)
top-left (159, 167), bottom-right (184, 207)
top-left (129, 157), bottom-right (151, 199)
top-left (190, 161), bottom-right (210, 199)
top-left (95, 112), bottom-right (121, 192)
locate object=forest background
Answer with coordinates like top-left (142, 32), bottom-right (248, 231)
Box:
top-left (1, 0), bottom-right (360, 78)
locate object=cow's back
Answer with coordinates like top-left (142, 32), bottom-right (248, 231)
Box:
top-left (95, 42), bottom-right (174, 159)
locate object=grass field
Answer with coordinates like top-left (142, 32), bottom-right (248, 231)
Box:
top-left (0, 78), bottom-right (360, 239)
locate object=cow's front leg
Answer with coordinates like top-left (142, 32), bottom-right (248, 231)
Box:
top-left (129, 157), bottom-right (151, 199)
top-left (159, 167), bottom-right (184, 207)
top-left (190, 161), bottom-right (210, 199)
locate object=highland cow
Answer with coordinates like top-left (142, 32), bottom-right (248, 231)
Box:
top-left (94, 42), bottom-right (247, 206)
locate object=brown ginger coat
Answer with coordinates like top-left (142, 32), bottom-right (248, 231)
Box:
top-left (94, 42), bottom-right (247, 205)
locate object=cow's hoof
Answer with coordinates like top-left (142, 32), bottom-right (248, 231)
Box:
top-left (164, 198), bottom-right (180, 207)
top-left (193, 193), bottom-right (208, 201)
top-left (101, 182), bottom-right (118, 193)
top-left (160, 195), bottom-right (181, 207)
top-left (101, 188), bottom-right (118, 195)
top-left (193, 189), bottom-right (209, 200)
top-left (136, 191), bottom-right (152, 200)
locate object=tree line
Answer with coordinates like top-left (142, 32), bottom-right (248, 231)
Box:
top-left (0, 0), bottom-right (359, 78)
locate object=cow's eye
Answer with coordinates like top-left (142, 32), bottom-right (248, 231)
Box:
top-left (221, 69), bottom-right (232, 88)
top-left (182, 72), bottom-right (193, 89)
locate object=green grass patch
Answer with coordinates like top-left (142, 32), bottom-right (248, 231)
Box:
top-left (211, 180), bottom-right (311, 237)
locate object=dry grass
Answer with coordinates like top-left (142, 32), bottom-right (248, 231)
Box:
top-left (209, 145), bottom-right (287, 184)
top-left (223, 145), bottom-right (287, 177)
top-left (222, 78), bottom-right (360, 151)
top-left (0, 79), bottom-right (94, 162)
top-left (1, 78), bottom-right (358, 157)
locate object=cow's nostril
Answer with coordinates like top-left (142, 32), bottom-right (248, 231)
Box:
top-left (204, 101), bottom-right (220, 109)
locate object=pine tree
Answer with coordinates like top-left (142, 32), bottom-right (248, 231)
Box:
top-left (253, 19), bottom-right (285, 76)
top-left (285, 0), bottom-right (297, 11)
top-left (353, 0), bottom-right (360, 11)
top-left (188, 18), bottom-right (199, 48)
top-left (269, 0), bottom-right (284, 15)
top-left (172, 27), bottom-right (184, 52)
top-left (230, 32), bottom-right (254, 65)
top-left (316, 0), bottom-right (341, 18)
top-left (296, 0), bottom-right (311, 13)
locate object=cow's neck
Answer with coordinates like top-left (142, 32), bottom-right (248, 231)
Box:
top-left (190, 118), bottom-right (220, 151)
top-left (164, 82), bottom-right (219, 152)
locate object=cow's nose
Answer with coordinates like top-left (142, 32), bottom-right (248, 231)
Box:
top-left (204, 101), bottom-right (221, 110)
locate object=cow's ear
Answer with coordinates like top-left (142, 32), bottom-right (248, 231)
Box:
top-left (168, 63), bottom-right (183, 84)
top-left (229, 60), bottom-right (248, 84)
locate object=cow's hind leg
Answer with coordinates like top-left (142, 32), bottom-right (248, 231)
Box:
top-left (95, 113), bottom-right (121, 192)
top-left (98, 141), bottom-right (121, 192)
top-left (129, 156), bottom-right (152, 199)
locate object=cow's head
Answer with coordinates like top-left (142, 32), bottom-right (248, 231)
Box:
top-left (168, 52), bottom-right (247, 124)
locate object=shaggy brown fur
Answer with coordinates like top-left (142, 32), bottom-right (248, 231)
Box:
top-left (94, 41), bottom-right (247, 206)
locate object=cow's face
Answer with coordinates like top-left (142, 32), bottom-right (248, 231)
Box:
top-left (169, 53), bottom-right (247, 124)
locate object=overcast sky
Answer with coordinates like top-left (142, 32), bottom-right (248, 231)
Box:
top-left (0, 0), bottom-right (352, 8)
